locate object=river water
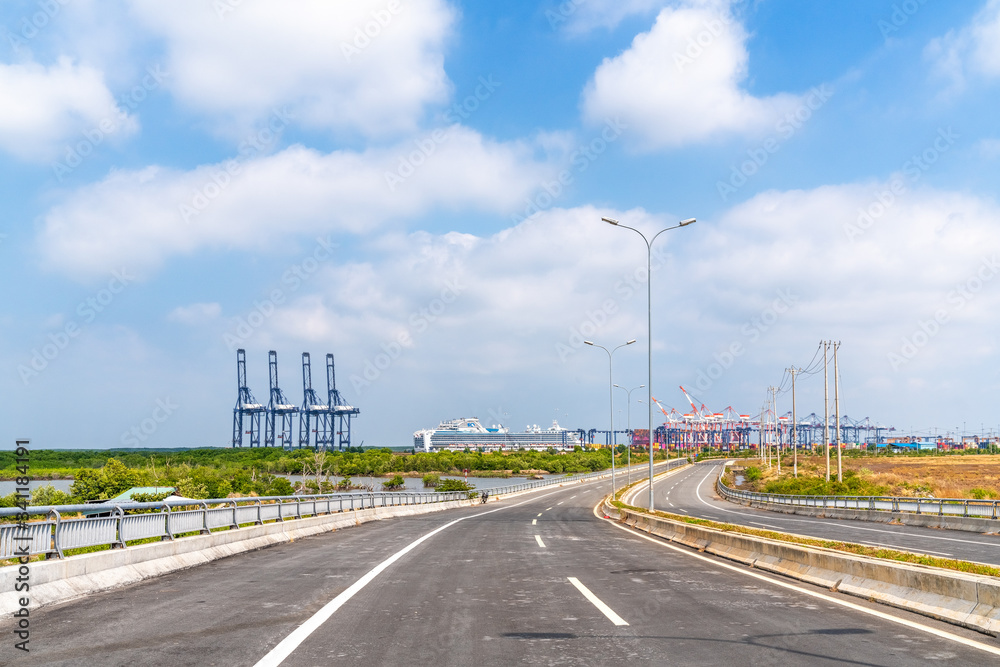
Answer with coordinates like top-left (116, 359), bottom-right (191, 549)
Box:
top-left (0, 474), bottom-right (550, 498)
top-left (0, 479), bottom-right (74, 495)
top-left (281, 474), bottom-right (555, 493)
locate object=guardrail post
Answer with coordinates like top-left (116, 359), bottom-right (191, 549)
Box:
top-left (201, 501), bottom-right (210, 534)
top-left (113, 506), bottom-right (126, 549)
top-left (163, 503), bottom-right (175, 541)
top-left (256, 499), bottom-right (263, 525)
top-left (960, 500), bottom-right (966, 517)
top-left (48, 509), bottom-right (64, 559)
top-left (230, 500), bottom-right (240, 529)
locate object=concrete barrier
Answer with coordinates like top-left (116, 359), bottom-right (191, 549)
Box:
top-left (607, 500), bottom-right (1000, 635)
top-left (0, 498), bottom-right (473, 617)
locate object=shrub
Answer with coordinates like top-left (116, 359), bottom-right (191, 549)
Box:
top-left (30, 485), bottom-right (74, 506)
top-left (435, 479), bottom-right (474, 492)
top-left (422, 474), bottom-right (440, 487)
top-left (382, 475), bottom-right (405, 490)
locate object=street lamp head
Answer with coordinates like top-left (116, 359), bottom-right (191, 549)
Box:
top-left (613, 383), bottom-right (621, 388)
top-left (584, 340), bottom-right (595, 346)
top-left (626, 339), bottom-right (636, 345)
top-left (679, 218), bottom-right (696, 226)
top-left (602, 217), bottom-right (619, 226)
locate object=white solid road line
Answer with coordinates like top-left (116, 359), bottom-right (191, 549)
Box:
top-left (535, 535), bottom-right (546, 548)
top-left (567, 577), bottom-right (629, 626)
top-left (595, 500), bottom-right (1000, 658)
top-left (254, 489), bottom-right (569, 667)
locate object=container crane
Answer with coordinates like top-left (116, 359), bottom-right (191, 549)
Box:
top-left (264, 350), bottom-right (298, 448)
top-left (232, 348), bottom-right (265, 447)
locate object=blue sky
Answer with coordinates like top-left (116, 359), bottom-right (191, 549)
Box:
top-left (2, 0), bottom-right (1000, 450)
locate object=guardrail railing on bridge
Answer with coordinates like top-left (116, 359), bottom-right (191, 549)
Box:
top-left (0, 457), bottom-right (689, 560)
top-left (716, 474), bottom-right (1000, 520)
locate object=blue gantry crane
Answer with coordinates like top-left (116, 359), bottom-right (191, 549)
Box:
top-left (233, 349), bottom-right (359, 449)
top-left (232, 348), bottom-right (265, 447)
top-left (326, 353), bottom-right (359, 450)
top-left (299, 352), bottom-right (332, 449)
top-left (264, 350), bottom-right (299, 448)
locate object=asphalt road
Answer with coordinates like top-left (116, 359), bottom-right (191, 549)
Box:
top-left (640, 461), bottom-right (1000, 567)
top-left (5, 474), bottom-right (1000, 666)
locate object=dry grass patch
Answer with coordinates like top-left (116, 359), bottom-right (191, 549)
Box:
top-left (734, 454), bottom-right (1000, 499)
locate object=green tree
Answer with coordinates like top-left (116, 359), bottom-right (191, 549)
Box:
top-left (30, 485), bottom-right (74, 506)
top-left (382, 474), bottom-right (405, 490)
top-left (70, 458), bottom-right (147, 501)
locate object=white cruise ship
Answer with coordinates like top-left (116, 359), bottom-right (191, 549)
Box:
top-left (413, 418), bottom-right (580, 452)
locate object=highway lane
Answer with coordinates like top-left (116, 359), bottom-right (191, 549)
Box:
top-left (7, 475), bottom-right (1000, 666)
top-left (640, 462), bottom-right (1000, 567)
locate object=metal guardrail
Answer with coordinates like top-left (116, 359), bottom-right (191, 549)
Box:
top-left (0, 492), bottom-right (464, 560)
top-left (716, 475), bottom-right (1000, 520)
top-left (0, 458), bottom-right (687, 560)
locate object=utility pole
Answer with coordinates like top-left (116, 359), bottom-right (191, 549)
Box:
top-left (834, 341), bottom-right (842, 483)
top-left (773, 385), bottom-right (780, 474)
top-left (790, 367), bottom-right (798, 478)
top-left (759, 404), bottom-right (765, 464)
top-left (823, 340), bottom-right (830, 483)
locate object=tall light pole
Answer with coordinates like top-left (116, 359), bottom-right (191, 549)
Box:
top-left (585, 339), bottom-right (636, 499)
top-left (603, 216), bottom-right (696, 511)
top-left (615, 383), bottom-right (645, 488)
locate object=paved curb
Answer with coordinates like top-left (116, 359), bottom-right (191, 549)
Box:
top-left (732, 499), bottom-right (1000, 534)
top-left (0, 499), bottom-right (473, 617)
top-left (606, 500), bottom-right (1000, 636)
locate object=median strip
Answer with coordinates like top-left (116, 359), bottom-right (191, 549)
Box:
top-left (610, 498), bottom-right (1000, 578)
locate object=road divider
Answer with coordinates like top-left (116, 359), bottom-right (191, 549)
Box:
top-left (717, 468), bottom-right (1000, 534)
top-left (603, 497), bottom-right (1000, 636)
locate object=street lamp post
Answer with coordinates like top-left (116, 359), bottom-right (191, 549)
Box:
top-left (614, 383), bottom-right (644, 489)
top-left (603, 216), bottom-right (695, 511)
top-left (585, 340), bottom-right (636, 498)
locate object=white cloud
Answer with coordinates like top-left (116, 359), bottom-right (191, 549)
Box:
top-left (127, 0), bottom-right (454, 138)
top-left (581, 1), bottom-right (805, 149)
top-left (0, 58), bottom-right (136, 160)
top-left (553, 0), bottom-right (667, 34)
top-left (38, 126), bottom-right (557, 279)
top-left (231, 184), bottom-right (1000, 437)
top-left (925, 0), bottom-right (1000, 94)
top-left (976, 137), bottom-right (1000, 159)
top-left (169, 302), bottom-right (222, 325)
